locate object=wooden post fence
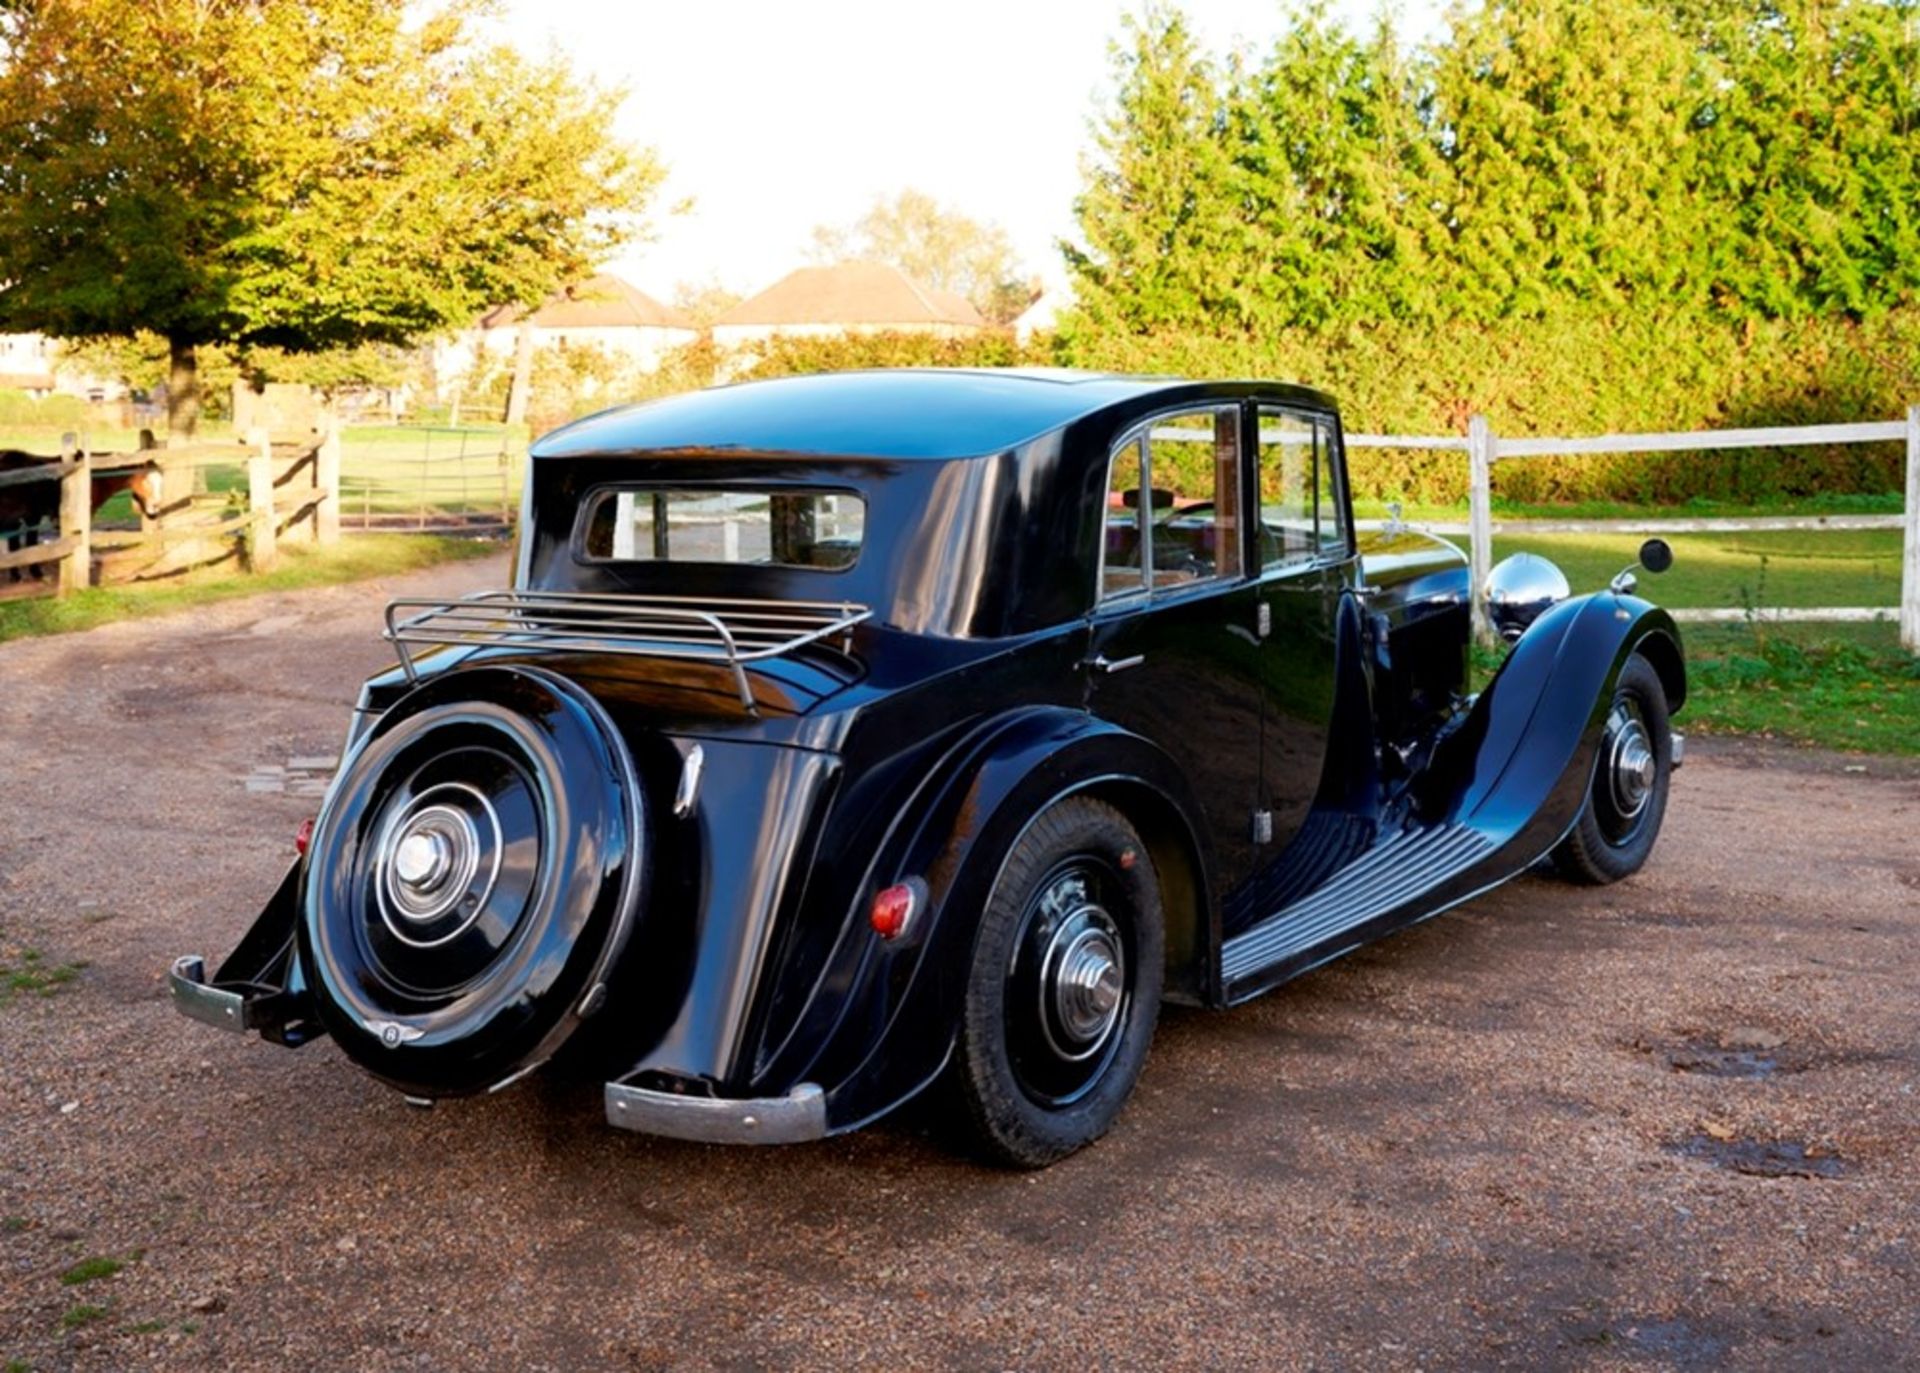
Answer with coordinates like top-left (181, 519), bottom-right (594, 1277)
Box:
top-left (56, 433), bottom-right (90, 596)
top-left (1354, 406), bottom-right (1920, 655)
top-left (1465, 415), bottom-right (1495, 647)
top-left (1904, 404), bottom-right (1920, 654)
top-left (316, 423), bottom-right (342, 546)
top-left (245, 428), bottom-right (277, 573)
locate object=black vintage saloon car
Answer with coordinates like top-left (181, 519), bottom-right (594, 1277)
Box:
top-left (172, 370), bottom-right (1684, 1167)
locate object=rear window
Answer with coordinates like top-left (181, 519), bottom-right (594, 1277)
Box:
top-left (580, 488), bottom-right (864, 570)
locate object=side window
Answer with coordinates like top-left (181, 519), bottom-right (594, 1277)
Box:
top-left (1314, 416), bottom-right (1350, 558)
top-left (1257, 406), bottom-right (1349, 570)
top-left (1101, 406), bottom-right (1243, 600)
top-left (1256, 408), bottom-right (1316, 570)
top-left (1102, 436), bottom-right (1147, 598)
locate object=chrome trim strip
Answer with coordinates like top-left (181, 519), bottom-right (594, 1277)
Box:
top-left (673, 743), bottom-right (705, 818)
top-left (168, 955), bottom-right (252, 1033)
top-left (603, 1081), bottom-right (827, 1145)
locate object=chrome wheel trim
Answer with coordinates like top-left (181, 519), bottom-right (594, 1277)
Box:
top-left (373, 781), bottom-right (503, 949)
top-left (1037, 908), bottom-right (1126, 1063)
top-left (1005, 860), bottom-right (1137, 1107)
top-left (1606, 704), bottom-right (1656, 822)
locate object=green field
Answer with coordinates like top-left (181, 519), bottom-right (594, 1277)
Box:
top-left (1490, 528), bottom-right (1903, 613)
top-left (1442, 526), bottom-right (1915, 755)
top-left (2, 420), bottom-right (529, 525)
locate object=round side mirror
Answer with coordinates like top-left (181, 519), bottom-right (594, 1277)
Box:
top-left (1639, 538), bottom-right (1673, 574)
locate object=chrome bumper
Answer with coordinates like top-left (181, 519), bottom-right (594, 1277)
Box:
top-left (604, 1080), bottom-right (828, 1145)
top-left (1672, 731), bottom-right (1686, 768)
top-left (169, 955), bottom-right (259, 1033)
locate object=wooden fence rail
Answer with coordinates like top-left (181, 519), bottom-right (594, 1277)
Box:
top-left (0, 426), bottom-right (340, 601)
top-left (1348, 405), bottom-right (1920, 652)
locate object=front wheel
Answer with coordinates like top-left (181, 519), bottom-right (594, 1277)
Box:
top-left (951, 797), bottom-right (1163, 1168)
top-left (1554, 652), bottom-right (1673, 885)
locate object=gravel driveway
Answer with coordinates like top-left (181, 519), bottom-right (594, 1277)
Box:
top-left (2, 552), bottom-right (1916, 1371)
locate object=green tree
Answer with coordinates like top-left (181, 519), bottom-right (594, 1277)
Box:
top-left (1675, 0), bottom-right (1920, 318)
top-left (1428, 0), bottom-right (1716, 319)
top-left (1231, 7), bottom-right (1449, 329)
top-left (810, 188), bottom-right (1028, 322)
top-left (0, 0), bottom-right (663, 435)
top-left (1065, 9), bottom-right (1238, 336)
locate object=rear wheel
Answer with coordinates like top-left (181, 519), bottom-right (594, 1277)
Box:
top-left (1554, 653), bottom-right (1672, 885)
top-left (952, 797), bottom-right (1163, 1168)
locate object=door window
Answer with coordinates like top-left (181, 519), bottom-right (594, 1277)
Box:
top-left (1100, 406), bottom-right (1242, 600)
top-left (1257, 407), bottom-right (1349, 570)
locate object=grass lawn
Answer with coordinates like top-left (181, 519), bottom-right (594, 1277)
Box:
top-left (1674, 621), bottom-right (1920, 756)
top-left (1490, 528), bottom-right (1903, 611)
top-left (1443, 525), bottom-right (1915, 754)
top-left (0, 534), bottom-right (500, 643)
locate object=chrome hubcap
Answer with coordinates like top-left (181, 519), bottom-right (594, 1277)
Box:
top-left (1607, 708), bottom-right (1656, 820)
top-left (1035, 882), bottom-right (1126, 1062)
top-left (375, 783), bottom-right (500, 946)
top-left (394, 830), bottom-right (452, 889)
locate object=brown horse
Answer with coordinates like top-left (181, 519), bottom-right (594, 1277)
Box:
top-left (0, 451), bottom-right (166, 581)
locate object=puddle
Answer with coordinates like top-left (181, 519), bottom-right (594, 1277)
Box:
top-left (1664, 1043), bottom-right (1787, 1078)
top-left (1640, 1028), bottom-right (1806, 1079)
top-left (1672, 1134), bottom-right (1845, 1179)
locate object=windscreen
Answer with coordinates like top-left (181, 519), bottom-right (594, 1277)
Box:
top-left (580, 488), bottom-right (865, 570)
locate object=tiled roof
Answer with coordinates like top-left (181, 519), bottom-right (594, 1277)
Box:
top-left (482, 275), bottom-right (695, 332)
top-left (716, 262), bottom-right (986, 329)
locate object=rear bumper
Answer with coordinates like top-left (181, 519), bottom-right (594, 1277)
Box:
top-left (169, 952), bottom-right (319, 1046)
top-left (169, 955), bottom-right (287, 1033)
top-left (603, 1079), bottom-right (828, 1145)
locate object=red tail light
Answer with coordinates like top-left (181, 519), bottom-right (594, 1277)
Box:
top-left (295, 817), bottom-right (315, 856)
top-left (869, 880), bottom-right (922, 940)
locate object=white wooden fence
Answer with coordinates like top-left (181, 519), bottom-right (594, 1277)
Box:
top-left (1347, 405), bottom-right (1920, 653)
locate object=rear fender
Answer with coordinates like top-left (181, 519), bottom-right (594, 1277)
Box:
top-left (763, 707), bottom-right (1213, 1132)
top-left (1422, 592), bottom-right (1685, 853)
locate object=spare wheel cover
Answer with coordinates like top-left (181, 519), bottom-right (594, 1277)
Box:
top-left (299, 665), bottom-right (646, 1096)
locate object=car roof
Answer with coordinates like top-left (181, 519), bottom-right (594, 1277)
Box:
top-left (530, 368), bottom-right (1335, 462)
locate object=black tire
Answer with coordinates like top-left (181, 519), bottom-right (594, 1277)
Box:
top-left (299, 665), bottom-right (646, 1097)
top-left (1553, 652), bottom-right (1672, 885)
top-left (952, 797), bottom-right (1163, 1168)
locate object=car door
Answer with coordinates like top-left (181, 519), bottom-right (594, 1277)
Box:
top-left (1085, 403), bottom-right (1270, 896)
top-left (1227, 403), bottom-right (1365, 930)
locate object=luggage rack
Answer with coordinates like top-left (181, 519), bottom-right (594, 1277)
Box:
top-left (383, 589), bottom-right (872, 710)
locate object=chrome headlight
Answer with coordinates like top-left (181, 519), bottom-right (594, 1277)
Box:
top-left (1484, 552), bottom-right (1570, 642)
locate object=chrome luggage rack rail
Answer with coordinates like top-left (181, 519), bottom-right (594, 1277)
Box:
top-left (383, 589), bottom-right (871, 710)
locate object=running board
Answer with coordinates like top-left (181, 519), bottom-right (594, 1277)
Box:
top-left (1220, 822), bottom-right (1498, 989)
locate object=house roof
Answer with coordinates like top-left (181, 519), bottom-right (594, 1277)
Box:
top-left (481, 275), bottom-right (695, 332)
top-left (714, 262), bottom-right (986, 330)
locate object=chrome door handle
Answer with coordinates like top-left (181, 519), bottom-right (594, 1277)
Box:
top-left (1089, 653), bottom-right (1145, 674)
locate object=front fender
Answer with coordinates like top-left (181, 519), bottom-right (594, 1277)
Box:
top-left (1424, 591), bottom-right (1684, 851)
top-left (750, 706), bottom-right (1212, 1133)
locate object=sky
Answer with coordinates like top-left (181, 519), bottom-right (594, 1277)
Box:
top-left (494, 1), bottom-right (1444, 307)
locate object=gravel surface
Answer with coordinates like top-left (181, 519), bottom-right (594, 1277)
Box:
top-left (2, 552), bottom-right (1916, 1371)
